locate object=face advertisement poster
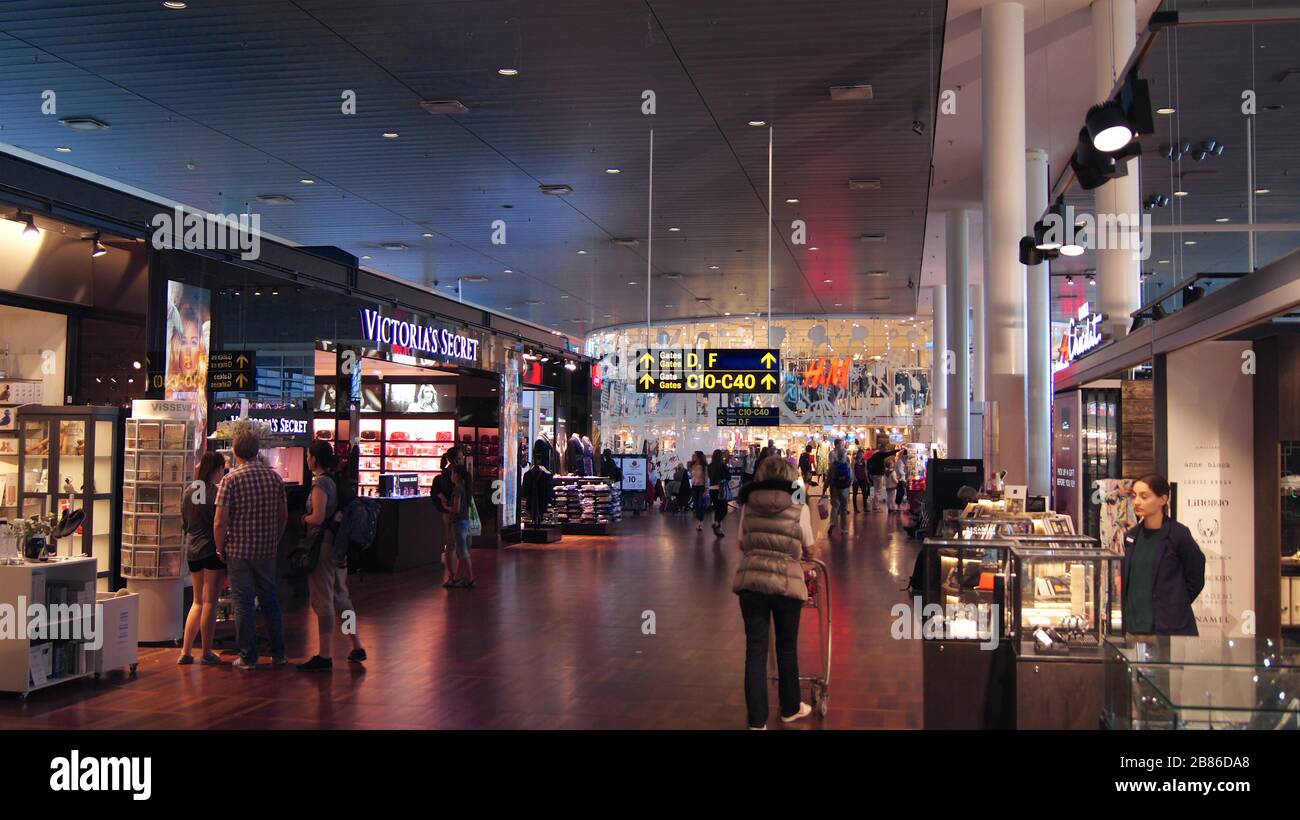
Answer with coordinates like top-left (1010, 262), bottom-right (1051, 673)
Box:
top-left (163, 280), bottom-right (211, 454)
top-left (500, 353), bottom-right (520, 528)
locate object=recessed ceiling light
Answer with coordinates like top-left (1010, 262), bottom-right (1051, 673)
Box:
top-left (1173, 190), bottom-right (1188, 197)
top-left (1215, 217), bottom-right (1230, 223)
top-left (724, 312), bottom-right (731, 316)
top-left (1256, 187), bottom-right (1271, 194)
top-left (605, 168), bottom-right (621, 174)
top-left (539, 184), bottom-right (573, 196)
top-left (379, 242), bottom-right (407, 250)
top-left (629, 281), bottom-right (639, 285)
top-left (785, 198), bottom-right (799, 204)
top-left (603, 313), bottom-right (612, 318)
top-left (663, 304), bottom-right (673, 308)
top-left (163, 1), bottom-right (187, 8)
top-left (668, 226), bottom-right (681, 232)
top-left (55, 146), bottom-right (72, 153)
top-left (834, 303), bottom-right (843, 307)
top-left (256, 194), bottom-right (295, 204)
top-left (748, 120), bottom-right (767, 127)
top-left (498, 68), bottom-right (519, 76)
top-left (361, 255), bottom-right (371, 260)
top-left (823, 278), bottom-right (833, 283)
top-left (1156, 107), bottom-right (1176, 115)
top-left (422, 232), bottom-right (434, 237)
top-left (300, 178), bottom-right (315, 184)
top-left (577, 250), bottom-right (587, 254)
top-left (382, 132), bottom-right (399, 139)
top-left (560, 295), bottom-right (569, 299)
top-left (525, 299), bottom-right (543, 305)
top-left (809, 247), bottom-right (819, 251)
top-left (503, 269), bottom-right (512, 273)
top-left (708, 265), bottom-right (719, 270)
top-left (1184, 240), bottom-right (1197, 245)
top-left (58, 116), bottom-right (110, 131)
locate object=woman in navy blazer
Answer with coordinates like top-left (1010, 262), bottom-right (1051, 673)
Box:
top-left (1121, 474), bottom-right (1207, 636)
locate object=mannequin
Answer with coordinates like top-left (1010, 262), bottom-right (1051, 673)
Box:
top-left (580, 435), bottom-right (596, 476)
top-left (521, 438), bottom-right (555, 527)
top-left (566, 433), bottom-right (584, 475)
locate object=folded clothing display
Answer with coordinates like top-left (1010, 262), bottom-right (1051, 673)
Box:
top-left (551, 476), bottom-right (622, 524)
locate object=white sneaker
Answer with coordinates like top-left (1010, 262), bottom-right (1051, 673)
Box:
top-left (233, 658), bottom-right (257, 671)
top-left (781, 702), bottom-right (813, 723)
top-left (748, 725), bottom-right (767, 730)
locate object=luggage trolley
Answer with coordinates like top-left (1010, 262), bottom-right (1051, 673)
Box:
top-left (769, 558), bottom-right (833, 716)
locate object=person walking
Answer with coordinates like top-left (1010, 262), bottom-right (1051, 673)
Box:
top-left (708, 449), bottom-right (730, 539)
top-left (884, 455), bottom-right (900, 512)
top-left (298, 442), bottom-right (366, 671)
top-left (689, 450), bottom-right (709, 531)
top-left (827, 439), bottom-right (852, 536)
top-left (733, 456), bottom-right (816, 729)
top-left (433, 446), bottom-right (465, 587)
top-left (893, 451), bottom-right (909, 510)
top-left (797, 444), bottom-right (814, 488)
top-left (179, 452), bottom-right (227, 665)
top-left (214, 430), bottom-right (288, 670)
top-left (851, 448), bottom-right (869, 513)
top-left (646, 460), bottom-right (660, 510)
top-left (1122, 473), bottom-right (1206, 637)
top-left (866, 447), bottom-right (891, 512)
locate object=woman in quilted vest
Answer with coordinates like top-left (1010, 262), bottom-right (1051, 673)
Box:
top-left (733, 456), bottom-right (816, 728)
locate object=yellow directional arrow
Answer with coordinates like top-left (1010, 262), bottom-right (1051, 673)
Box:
top-left (639, 374), bottom-right (655, 389)
top-left (235, 353), bottom-right (249, 368)
top-left (639, 352), bottom-right (654, 367)
top-left (235, 373), bottom-right (249, 388)
top-left (761, 373), bottom-right (777, 390)
top-left (761, 352), bottom-right (777, 369)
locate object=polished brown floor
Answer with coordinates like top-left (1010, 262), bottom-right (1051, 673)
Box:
top-left (0, 500), bottom-right (922, 730)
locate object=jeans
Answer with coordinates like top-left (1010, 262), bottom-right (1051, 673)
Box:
top-left (710, 489), bottom-right (727, 526)
top-left (738, 590), bottom-right (802, 727)
top-left (851, 480), bottom-right (867, 509)
top-left (452, 518), bottom-right (471, 559)
top-left (227, 557), bottom-right (286, 664)
top-left (829, 487), bottom-right (849, 527)
top-left (693, 486), bottom-right (708, 523)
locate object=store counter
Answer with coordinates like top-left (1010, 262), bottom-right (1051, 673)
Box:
top-left (368, 494), bottom-right (442, 572)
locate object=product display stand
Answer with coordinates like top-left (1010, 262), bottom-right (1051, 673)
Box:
top-left (0, 556), bottom-right (103, 699)
top-left (122, 400), bottom-right (195, 643)
top-left (553, 475), bottom-right (621, 536)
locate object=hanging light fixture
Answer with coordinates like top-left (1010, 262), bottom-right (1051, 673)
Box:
top-left (90, 233), bottom-right (107, 258)
top-left (16, 211), bottom-right (40, 239)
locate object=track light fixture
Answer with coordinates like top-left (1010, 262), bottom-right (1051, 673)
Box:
top-left (15, 211), bottom-right (40, 239)
top-left (90, 233), bottom-right (107, 257)
top-left (1086, 101), bottom-right (1133, 153)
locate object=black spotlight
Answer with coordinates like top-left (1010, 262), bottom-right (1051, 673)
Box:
top-left (1086, 101), bottom-right (1133, 153)
top-left (1071, 127), bottom-right (1122, 190)
top-left (1019, 236), bottom-right (1045, 266)
top-left (1184, 285), bottom-right (1205, 305)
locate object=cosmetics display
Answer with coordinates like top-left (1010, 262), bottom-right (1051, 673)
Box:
top-left (316, 416), bottom-right (456, 497)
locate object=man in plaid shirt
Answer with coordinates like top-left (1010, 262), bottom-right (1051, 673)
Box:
top-left (215, 430), bottom-right (288, 669)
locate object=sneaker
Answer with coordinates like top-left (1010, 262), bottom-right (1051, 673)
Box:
top-left (297, 655), bottom-right (333, 672)
top-left (748, 725), bottom-right (767, 730)
top-left (233, 657), bottom-right (257, 671)
top-left (272, 656), bottom-right (288, 667)
top-left (176, 653), bottom-right (194, 665)
top-left (780, 702), bottom-right (813, 723)
top-left (347, 649), bottom-right (367, 663)
top-left (200, 652), bottom-right (221, 665)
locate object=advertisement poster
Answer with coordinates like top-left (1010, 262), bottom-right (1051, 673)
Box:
top-left (163, 280), bottom-right (211, 453)
top-left (1052, 390), bottom-right (1082, 531)
top-left (1167, 341), bottom-right (1254, 638)
top-left (617, 456), bottom-right (647, 492)
top-left (386, 383), bottom-right (457, 414)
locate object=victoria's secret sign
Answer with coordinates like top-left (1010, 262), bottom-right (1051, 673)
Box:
top-left (361, 309), bottom-right (480, 363)
top-left (1056, 302), bottom-right (1106, 366)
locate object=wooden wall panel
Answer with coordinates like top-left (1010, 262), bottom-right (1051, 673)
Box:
top-left (1121, 379), bottom-right (1155, 479)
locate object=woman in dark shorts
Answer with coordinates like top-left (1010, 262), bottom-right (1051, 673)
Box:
top-left (179, 451), bottom-right (227, 665)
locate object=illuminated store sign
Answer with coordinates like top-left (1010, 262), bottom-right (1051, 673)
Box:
top-left (1056, 303), bottom-right (1105, 366)
top-left (361, 309), bottom-right (479, 363)
top-left (802, 357), bottom-right (852, 390)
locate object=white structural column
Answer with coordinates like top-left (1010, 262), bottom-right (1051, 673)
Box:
top-left (1092, 0), bottom-right (1142, 341)
top-left (932, 284), bottom-right (948, 453)
top-left (1025, 149), bottom-right (1051, 497)
top-left (971, 281), bottom-right (985, 460)
top-left (981, 2), bottom-right (1028, 484)
top-left (945, 210), bottom-right (971, 459)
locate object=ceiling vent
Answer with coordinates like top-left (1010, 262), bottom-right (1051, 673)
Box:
top-left (524, 298), bottom-right (543, 305)
top-left (539, 184), bottom-right (574, 196)
top-left (256, 194), bottom-right (295, 205)
top-left (660, 272), bottom-right (683, 279)
top-left (379, 242), bottom-right (408, 250)
top-left (611, 238), bottom-right (640, 247)
top-left (58, 116), bottom-right (110, 131)
top-left (463, 274), bottom-right (489, 283)
top-left (848, 178), bottom-right (882, 191)
top-left (860, 233), bottom-right (887, 242)
top-left (419, 99), bottom-right (469, 115)
top-left (862, 270), bottom-right (889, 276)
top-left (695, 297), bottom-right (712, 303)
top-left (829, 84), bottom-right (874, 101)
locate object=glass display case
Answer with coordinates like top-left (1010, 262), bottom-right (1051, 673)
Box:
top-left (1104, 636), bottom-right (1300, 729)
top-left (1009, 545), bottom-right (1123, 660)
top-left (122, 417), bottom-right (194, 580)
top-left (917, 538), bottom-right (1014, 642)
top-left (15, 406), bottom-right (123, 582)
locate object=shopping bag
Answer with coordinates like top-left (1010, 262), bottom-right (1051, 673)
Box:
top-left (467, 498), bottom-right (483, 537)
top-left (817, 495), bottom-right (830, 520)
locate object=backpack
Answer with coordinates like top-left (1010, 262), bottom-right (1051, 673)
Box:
top-left (832, 459), bottom-right (852, 489)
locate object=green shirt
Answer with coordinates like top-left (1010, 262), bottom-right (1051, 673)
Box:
top-left (1125, 526), bottom-right (1162, 633)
